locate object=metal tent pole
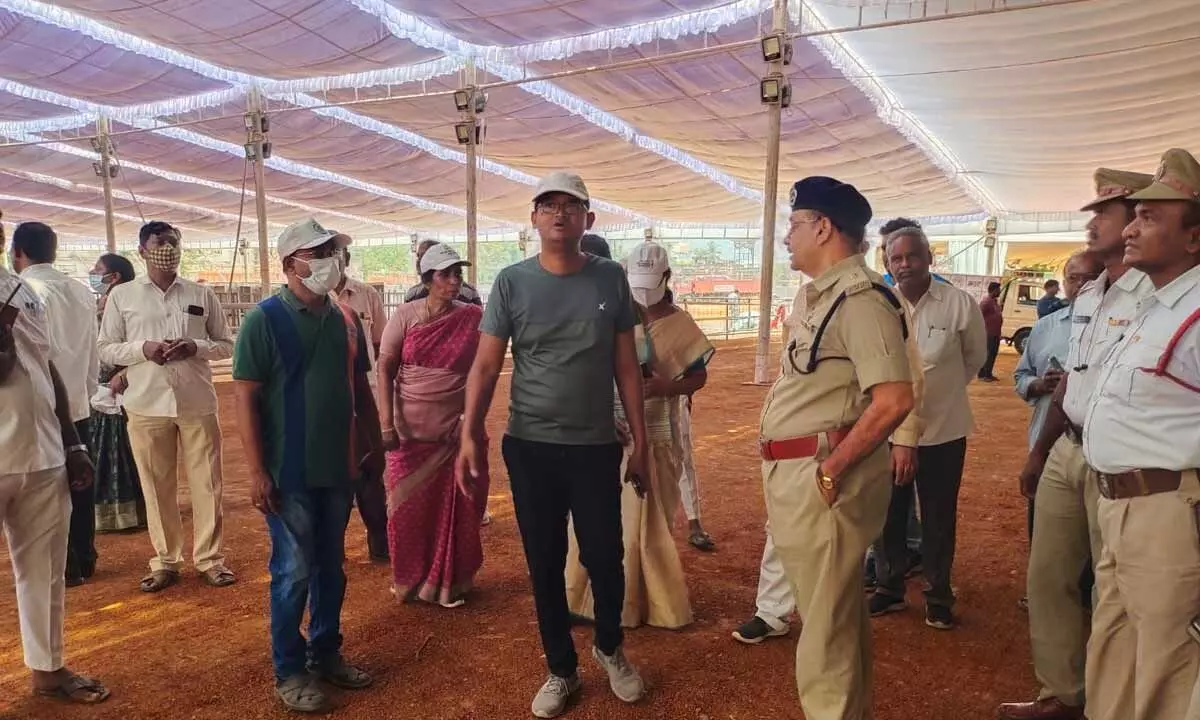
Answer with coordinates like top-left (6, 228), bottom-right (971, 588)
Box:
top-left (754, 0), bottom-right (789, 385)
top-left (247, 89), bottom-right (272, 298)
top-left (96, 117), bottom-right (118, 253)
top-left (463, 62), bottom-right (479, 286)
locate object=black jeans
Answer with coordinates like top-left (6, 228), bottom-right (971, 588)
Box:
top-left (353, 465), bottom-right (389, 559)
top-left (66, 418), bottom-right (97, 581)
top-left (503, 436), bottom-right (625, 679)
top-left (979, 335), bottom-right (1001, 379)
top-left (874, 438), bottom-right (967, 609)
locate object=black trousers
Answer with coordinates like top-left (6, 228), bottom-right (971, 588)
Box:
top-left (979, 335), bottom-right (1001, 379)
top-left (66, 418), bottom-right (97, 581)
top-left (875, 438), bottom-right (968, 609)
top-left (353, 464), bottom-right (389, 559)
top-left (503, 436), bottom-right (625, 678)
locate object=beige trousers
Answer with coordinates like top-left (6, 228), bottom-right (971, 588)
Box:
top-left (764, 443), bottom-right (891, 720)
top-left (1085, 478), bottom-right (1200, 720)
top-left (1027, 436), bottom-right (1101, 707)
top-left (126, 412), bottom-right (226, 573)
top-left (1, 466), bottom-right (71, 671)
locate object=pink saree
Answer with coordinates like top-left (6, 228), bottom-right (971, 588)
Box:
top-left (383, 302), bottom-right (489, 606)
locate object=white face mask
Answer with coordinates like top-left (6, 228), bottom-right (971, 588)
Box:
top-left (632, 285), bottom-right (666, 308)
top-left (297, 256), bottom-right (343, 296)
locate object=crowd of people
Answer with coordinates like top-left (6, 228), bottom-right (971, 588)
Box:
top-left (0, 147), bottom-right (1198, 720)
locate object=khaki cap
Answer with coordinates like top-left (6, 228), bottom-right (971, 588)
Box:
top-left (1080, 168), bottom-right (1154, 211)
top-left (1128, 148), bottom-right (1200, 203)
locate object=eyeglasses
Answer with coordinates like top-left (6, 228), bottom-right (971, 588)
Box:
top-left (536, 201), bottom-right (587, 217)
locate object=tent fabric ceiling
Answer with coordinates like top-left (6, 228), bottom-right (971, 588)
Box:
top-left (0, 0), bottom-right (1194, 246)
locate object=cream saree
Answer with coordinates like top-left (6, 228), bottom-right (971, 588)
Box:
top-left (565, 310), bottom-right (714, 629)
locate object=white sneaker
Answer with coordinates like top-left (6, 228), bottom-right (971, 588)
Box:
top-left (531, 672), bottom-right (581, 718)
top-left (591, 646), bottom-right (645, 703)
top-left (481, 509), bottom-right (493, 526)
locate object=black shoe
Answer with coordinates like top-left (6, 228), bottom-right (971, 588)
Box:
top-left (65, 575), bottom-right (85, 588)
top-left (868, 593), bottom-right (907, 617)
top-left (732, 616), bottom-right (788, 644)
top-left (925, 604), bottom-right (955, 630)
top-left (367, 537), bottom-right (389, 563)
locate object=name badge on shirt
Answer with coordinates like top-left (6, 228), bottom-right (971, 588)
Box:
top-left (1108, 318), bottom-right (1130, 327)
top-left (1073, 315), bottom-right (1091, 324)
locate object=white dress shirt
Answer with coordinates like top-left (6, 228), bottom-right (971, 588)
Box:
top-left (1083, 264), bottom-right (1200, 474)
top-left (1061, 268), bottom-right (1152, 427)
top-left (98, 275), bottom-right (233, 418)
top-left (0, 266), bottom-right (64, 474)
top-left (20, 264), bottom-right (99, 423)
top-left (908, 279), bottom-right (988, 446)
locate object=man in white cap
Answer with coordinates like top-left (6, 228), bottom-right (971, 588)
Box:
top-left (232, 218), bottom-right (383, 714)
top-left (458, 171), bottom-right (649, 718)
top-left (331, 232), bottom-right (389, 562)
top-left (404, 240), bottom-right (482, 306)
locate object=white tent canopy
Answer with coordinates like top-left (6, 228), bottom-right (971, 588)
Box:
top-left (2, 0), bottom-right (1193, 246)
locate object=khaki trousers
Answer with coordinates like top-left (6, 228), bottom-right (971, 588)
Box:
top-left (1, 467), bottom-right (70, 671)
top-left (1027, 436), bottom-right (1101, 707)
top-left (1085, 478), bottom-right (1200, 720)
top-left (764, 444), bottom-right (891, 720)
top-left (126, 412), bottom-right (226, 573)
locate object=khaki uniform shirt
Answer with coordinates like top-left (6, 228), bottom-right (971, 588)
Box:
top-left (333, 277), bottom-right (386, 386)
top-left (761, 256), bottom-right (912, 441)
top-left (1083, 264), bottom-right (1200, 474)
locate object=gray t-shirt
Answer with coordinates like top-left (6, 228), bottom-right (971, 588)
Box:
top-left (480, 254), bottom-right (636, 445)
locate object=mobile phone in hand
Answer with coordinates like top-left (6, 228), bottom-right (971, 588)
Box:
top-left (1048, 356), bottom-right (1064, 372)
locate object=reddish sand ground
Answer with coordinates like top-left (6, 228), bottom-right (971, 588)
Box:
top-left (0, 341), bottom-right (1036, 720)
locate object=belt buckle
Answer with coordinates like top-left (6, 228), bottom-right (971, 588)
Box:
top-left (1098, 473), bottom-right (1112, 499)
top-left (759, 436), bottom-right (773, 462)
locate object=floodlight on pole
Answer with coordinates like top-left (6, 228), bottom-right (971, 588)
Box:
top-left (760, 33), bottom-right (793, 64)
top-left (759, 74), bottom-right (792, 108)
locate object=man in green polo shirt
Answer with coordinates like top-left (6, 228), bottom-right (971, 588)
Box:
top-left (232, 218), bottom-right (384, 714)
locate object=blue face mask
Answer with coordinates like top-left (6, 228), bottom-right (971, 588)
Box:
top-left (88, 273), bottom-right (109, 293)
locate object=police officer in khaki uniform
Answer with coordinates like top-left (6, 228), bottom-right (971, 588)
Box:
top-left (1081, 148), bottom-right (1200, 720)
top-left (999, 167), bottom-right (1153, 720)
top-left (760, 176), bottom-right (914, 720)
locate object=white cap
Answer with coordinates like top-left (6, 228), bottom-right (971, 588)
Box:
top-left (533, 171), bottom-right (590, 205)
top-left (277, 218), bottom-right (337, 258)
top-left (419, 243), bottom-right (471, 275)
top-left (625, 241), bottom-right (670, 289)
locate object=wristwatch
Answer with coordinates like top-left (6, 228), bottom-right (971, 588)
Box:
top-left (66, 443), bottom-right (89, 455)
top-left (816, 466), bottom-right (836, 491)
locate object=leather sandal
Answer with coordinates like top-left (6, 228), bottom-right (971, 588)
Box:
top-left (139, 569), bottom-right (179, 593)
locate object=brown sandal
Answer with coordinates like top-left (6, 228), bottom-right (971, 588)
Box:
top-left (34, 673), bottom-right (110, 704)
top-left (201, 566), bottom-right (236, 587)
top-left (139, 569), bottom-right (179, 593)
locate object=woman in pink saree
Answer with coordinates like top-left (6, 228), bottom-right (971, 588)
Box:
top-left (377, 245), bottom-right (488, 608)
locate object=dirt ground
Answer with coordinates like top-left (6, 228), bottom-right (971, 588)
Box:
top-left (0, 341), bottom-right (1038, 720)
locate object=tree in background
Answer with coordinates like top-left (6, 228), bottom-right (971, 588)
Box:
top-left (355, 245), bottom-right (411, 283)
